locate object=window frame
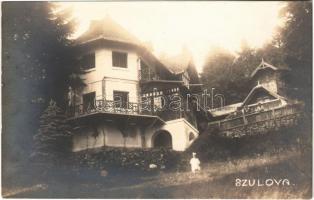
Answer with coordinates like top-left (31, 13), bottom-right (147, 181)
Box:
top-left (189, 132), bottom-right (195, 141)
top-left (112, 51), bottom-right (128, 68)
top-left (153, 96), bottom-right (166, 111)
top-left (81, 53), bottom-right (96, 70)
top-left (82, 92), bottom-right (96, 111)
top-left (113, 90), bottom-right (129, 109)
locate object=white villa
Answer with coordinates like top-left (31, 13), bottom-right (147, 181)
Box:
top-left (67, 17), bottom-right (207, 152)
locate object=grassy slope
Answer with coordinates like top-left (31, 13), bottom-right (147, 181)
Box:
top-left (3, 146), bottom-right (311, 199)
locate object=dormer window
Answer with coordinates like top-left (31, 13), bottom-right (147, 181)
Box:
top-left (81, 53), bottom-right (95, 70)
top-left (112, 51), bottom-right (127, 68)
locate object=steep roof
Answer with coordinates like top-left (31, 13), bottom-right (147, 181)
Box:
top-left (250, 59), bottom-right (289, 78)
top-left (75, 17), bottom-right (200, 83)
top-left (159, 49), bottom-right (192, 74)
top-left (138, 48), bottom-right (174, 77)
top-left (158, 49), bottom-right (201, 88)
top-left (241, 84), bottom-right (285, 107)
top-left (75, 17), bottom-right (173, 74)
top-left (76, 16), bottom-right (140, 45)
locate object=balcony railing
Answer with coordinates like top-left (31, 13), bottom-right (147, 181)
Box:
top-left (67, 100), bottom-right (147, 117)
top-left (66, 99), bottom-right (195, 125)
top-left (225, 99), bottom-right (283, 119)
top-left (208, 103), bottom-right (303, 137)
top-left (67, 99), bottom-right (178, 118)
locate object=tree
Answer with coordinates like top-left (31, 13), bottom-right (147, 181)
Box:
top-left (200, 46), bottom-right (237, 105)
top-left (3, 2), bottom-right (83, 107)
top-left (256, 31), bottom-right (286, 68)
top-left (201, 44), bottom-right (261, 105)
top-left (31, 100), bottom-right (72, 164)
top-left (201, 36), bottom-right (291, 106)
top-left (279, 2), bottom-right (312, 108)
top-left (2, 2), bottom-right (83, 167)
top-left (234, 40), bottom-right (260, 77)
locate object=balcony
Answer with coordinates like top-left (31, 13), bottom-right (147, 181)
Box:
top-left (68, 100), bottom-right (146, 117)
top-left (67, 99), bottom-right (171, 126)
top-left (66, 98), bottom-right (196, 127)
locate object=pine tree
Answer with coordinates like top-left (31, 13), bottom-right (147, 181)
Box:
top-left (31, 100), bottom-right (72, 164)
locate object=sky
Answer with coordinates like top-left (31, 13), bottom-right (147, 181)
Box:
top-left (61, 2), bottom-right (284, 72)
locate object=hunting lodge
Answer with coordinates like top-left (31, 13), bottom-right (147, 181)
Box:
top-left (67, 17), bottom-right (302, 152)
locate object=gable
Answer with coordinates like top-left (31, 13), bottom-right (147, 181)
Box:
top-left (241, 85), bottom-right (284, 107)
top-left (244, 89), bottom-right (277, 105)
top-left (251, 61), bottom-right (278, 78)
top-left (251, 60), bottom-right (290, 79)
top-left (252, 67), bottom-right (276, 82)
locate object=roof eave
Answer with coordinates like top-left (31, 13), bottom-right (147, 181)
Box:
top-left (241, 85), bottom-right (285, 107)
top-left (74, 36), bottom-right (141, 47)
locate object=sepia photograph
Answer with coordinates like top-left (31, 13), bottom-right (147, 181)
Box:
top-left (2, 1), bottom-right (312, 199)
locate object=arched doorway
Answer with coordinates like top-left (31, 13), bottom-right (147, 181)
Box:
top-left (152, 130), bottom-right (172, 148)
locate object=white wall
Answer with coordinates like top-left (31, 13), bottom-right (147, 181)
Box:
top-left (144, 118), bottom-right (199, 151)
top-left (162, 118), bottom-right (199, 151)
top-left (72, 123), bottom-right (142, 152)
top-left (72, 118), bottom-right (199, 152)
top-left (78, 47), bottom-right (140, 102)
top-left (72, 126), bottom-right (105, 152)
top-left (103, 78), bottom-right (138, 103)
top-left (102, 48), bottom-right (139, 81)
top-left (73, 46), bottom-right (199, 152)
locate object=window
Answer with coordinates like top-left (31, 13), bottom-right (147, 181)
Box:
top-left (112, 51), bottom-right (127, 68)
top-left (81, 53), bottom-right (95, 70)
top-left (83, 92), bottom-right (96, 111)
top-left (140, 60), bottom-right (158, 80)
top-left (189, 132), bottom-right (195, 141)
top-left (113, 91), bottom-right (129, 108)
top-left (154, 96), bottom-right (165, 111)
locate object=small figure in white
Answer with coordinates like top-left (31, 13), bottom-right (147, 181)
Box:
top-left (190, 152), bottom-right (201, 173)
